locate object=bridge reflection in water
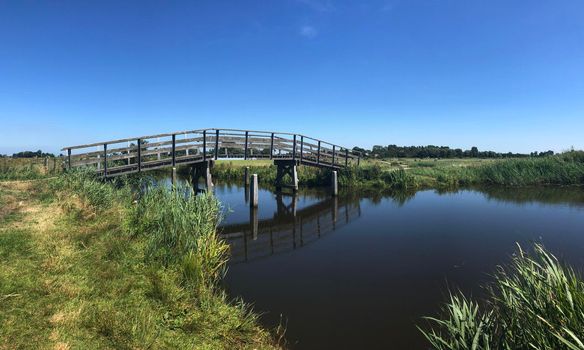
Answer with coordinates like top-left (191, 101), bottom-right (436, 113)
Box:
top-left (220, 193), bottom-right (362, 263)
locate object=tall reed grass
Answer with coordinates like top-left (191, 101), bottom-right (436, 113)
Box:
top-left (129, 186), bottom-right (229, 293)
top-left (0, 157), bottom-right (62, 180)
top-left (410, 151), bottom-right (584, 188)
top-left (212, 161), bottom-right (418, 190)
top-left (420, 244), bottom-right (584, 350)
top-left (50, 168), bottom-right (130, 211)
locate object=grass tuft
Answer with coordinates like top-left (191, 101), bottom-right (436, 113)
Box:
top-left (420, 243), bottom-right (584, 350)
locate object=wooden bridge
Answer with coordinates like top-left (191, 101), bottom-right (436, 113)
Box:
top-left (62, 128), bottom-right (361, 191)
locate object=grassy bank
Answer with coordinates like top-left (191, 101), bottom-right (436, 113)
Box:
top-left (208, 152), bottom-right (584, 191)
top-left (0, 171), bottom-right (279, 349)
top-left (210, 160), bottom-right (418, 191)
top-left (409, 151), bottom-right (584, 187)
top-left (419, 244), bottom-right (584, 350)
top-left (0, 157), bottom-right (62, 181)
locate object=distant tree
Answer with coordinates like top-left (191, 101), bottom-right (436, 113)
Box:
top-left (470, 147), bottom-right (479, 158)
top-left (352, 146), bottom-right (367, 156)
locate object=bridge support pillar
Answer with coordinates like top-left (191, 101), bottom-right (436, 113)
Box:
top-left (274, 160), bottom-right (298, 192)
top-left (191, 160), bottom-right (214, 192)
top-left (331, 170), bottom-right (338, 196)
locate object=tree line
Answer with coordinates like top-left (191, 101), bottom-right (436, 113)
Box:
top-left (1, 150), bottom-right (56, 158)
top-left (352, 145), bottom-right (555, 159)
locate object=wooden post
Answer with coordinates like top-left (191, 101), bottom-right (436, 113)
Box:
top-left (103, 144), bottom-right (108, 177)
top-left (292, 165), bottom-right (298, 191)
top-left (67, 148), bottom-right (71, 170)
top-left (331, 170), bottom-right (338, 196)
top-left (171, 167), bottom-right (177, 186)
top-left (357, 155), bottom-right (360, 166)
top-left (332, 145), bottom-right (336, 166)
top-left (292, 135), bottom-right (297, 160)
top-left (203, 130), bottom-right (207, 161)
top-left (244, 166), bottom-right (250, 186)
top-left (270, 133), bottom-right (274, 160)
top-left (300, 136), bottom-right (304, 163)
top-left (137, 139), bottom-right (142, 172)
top-left (250, 174), bottom-right (258, 207)
top-left (215, 129), bottom-right (219, 160)
top-left (244, 131), bottom-right (249, 160)
top-left (317, 141), bottom-right (321, 164)
top-left (171, 134), bottom-right (176, 167)
top-left (205, 164), bottom-right (213, 190)
top-left (345, 149), bottom-right (349, 167)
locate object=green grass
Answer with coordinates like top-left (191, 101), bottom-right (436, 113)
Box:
top-left (419, 243), bottom-right (584, 350)
top-left (0, 157), bottom-right (62, 180)
top-left (0, 172), bottom-right (279, 349)
top-left (208, 153), bottom-right (584, 192)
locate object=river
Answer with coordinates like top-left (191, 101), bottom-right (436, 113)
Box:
top-left (162, 177), bottom-right (584, 349)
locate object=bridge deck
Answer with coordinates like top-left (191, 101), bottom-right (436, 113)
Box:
top-left (62, 128), bottom-right (361, 177)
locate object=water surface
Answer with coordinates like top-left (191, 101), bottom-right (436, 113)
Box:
top-left (215, 184), bottom-right (584, 349)
top-left (162, 176), bottom-right (584, 349)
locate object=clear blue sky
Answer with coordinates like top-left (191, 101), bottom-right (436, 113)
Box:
top-left (1, 0), bottom-right (583, 155)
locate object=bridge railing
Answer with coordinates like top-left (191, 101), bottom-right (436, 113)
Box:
top-left (62, 128), bottom-right (361, 177)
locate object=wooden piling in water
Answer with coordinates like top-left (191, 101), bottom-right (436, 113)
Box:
top-left (332, 170), bottom-right (338, 196)
top-left (205, 165), bottom-right (213, 190)
top-left (171, 167), bottom-right (177, 186)
top-left (250, 174), bottom-right (258, 207)
top-left (244, 166), bottom-right (250, 186)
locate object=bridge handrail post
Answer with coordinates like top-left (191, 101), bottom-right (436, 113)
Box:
top-left (293, 134), bottom-right (297, 161)
top-left (67, 148), bottom-right (72, 170)
top-left (270, 133), bottom-right (274, 160)
top-left (137, 139), bottom-right (142, 172)
top-left (215, 129), bottom-right (219, 160)
top-left (345, 149), bottom-right (348, 167)
top-left (300, 136), bottom-right (304, 163)
top-left (103, 143), bottom-right (108, 177)
top-left (203, 130), bottom-right (207, 161)
top-left (332, 145), bottom-right (336, 166)
top-left (172, 134), bottom-right (176, 167)
top-left (317, 141), bottom-right (321, 165)
top-left (244, 131), bottom-right (249, 160)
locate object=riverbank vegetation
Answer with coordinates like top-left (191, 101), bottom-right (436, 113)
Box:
top-left (0, 171), bottom-right (279, 349)
top-left (419, 244), bottom-right (584, 350)
top-left (209, 151), bottom-right (584, 191)
top-left (0, 157), bottom-right (61, 180)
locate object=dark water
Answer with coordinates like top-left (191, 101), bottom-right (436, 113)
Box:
top-left (165, 177), bottom-right (584, 349)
